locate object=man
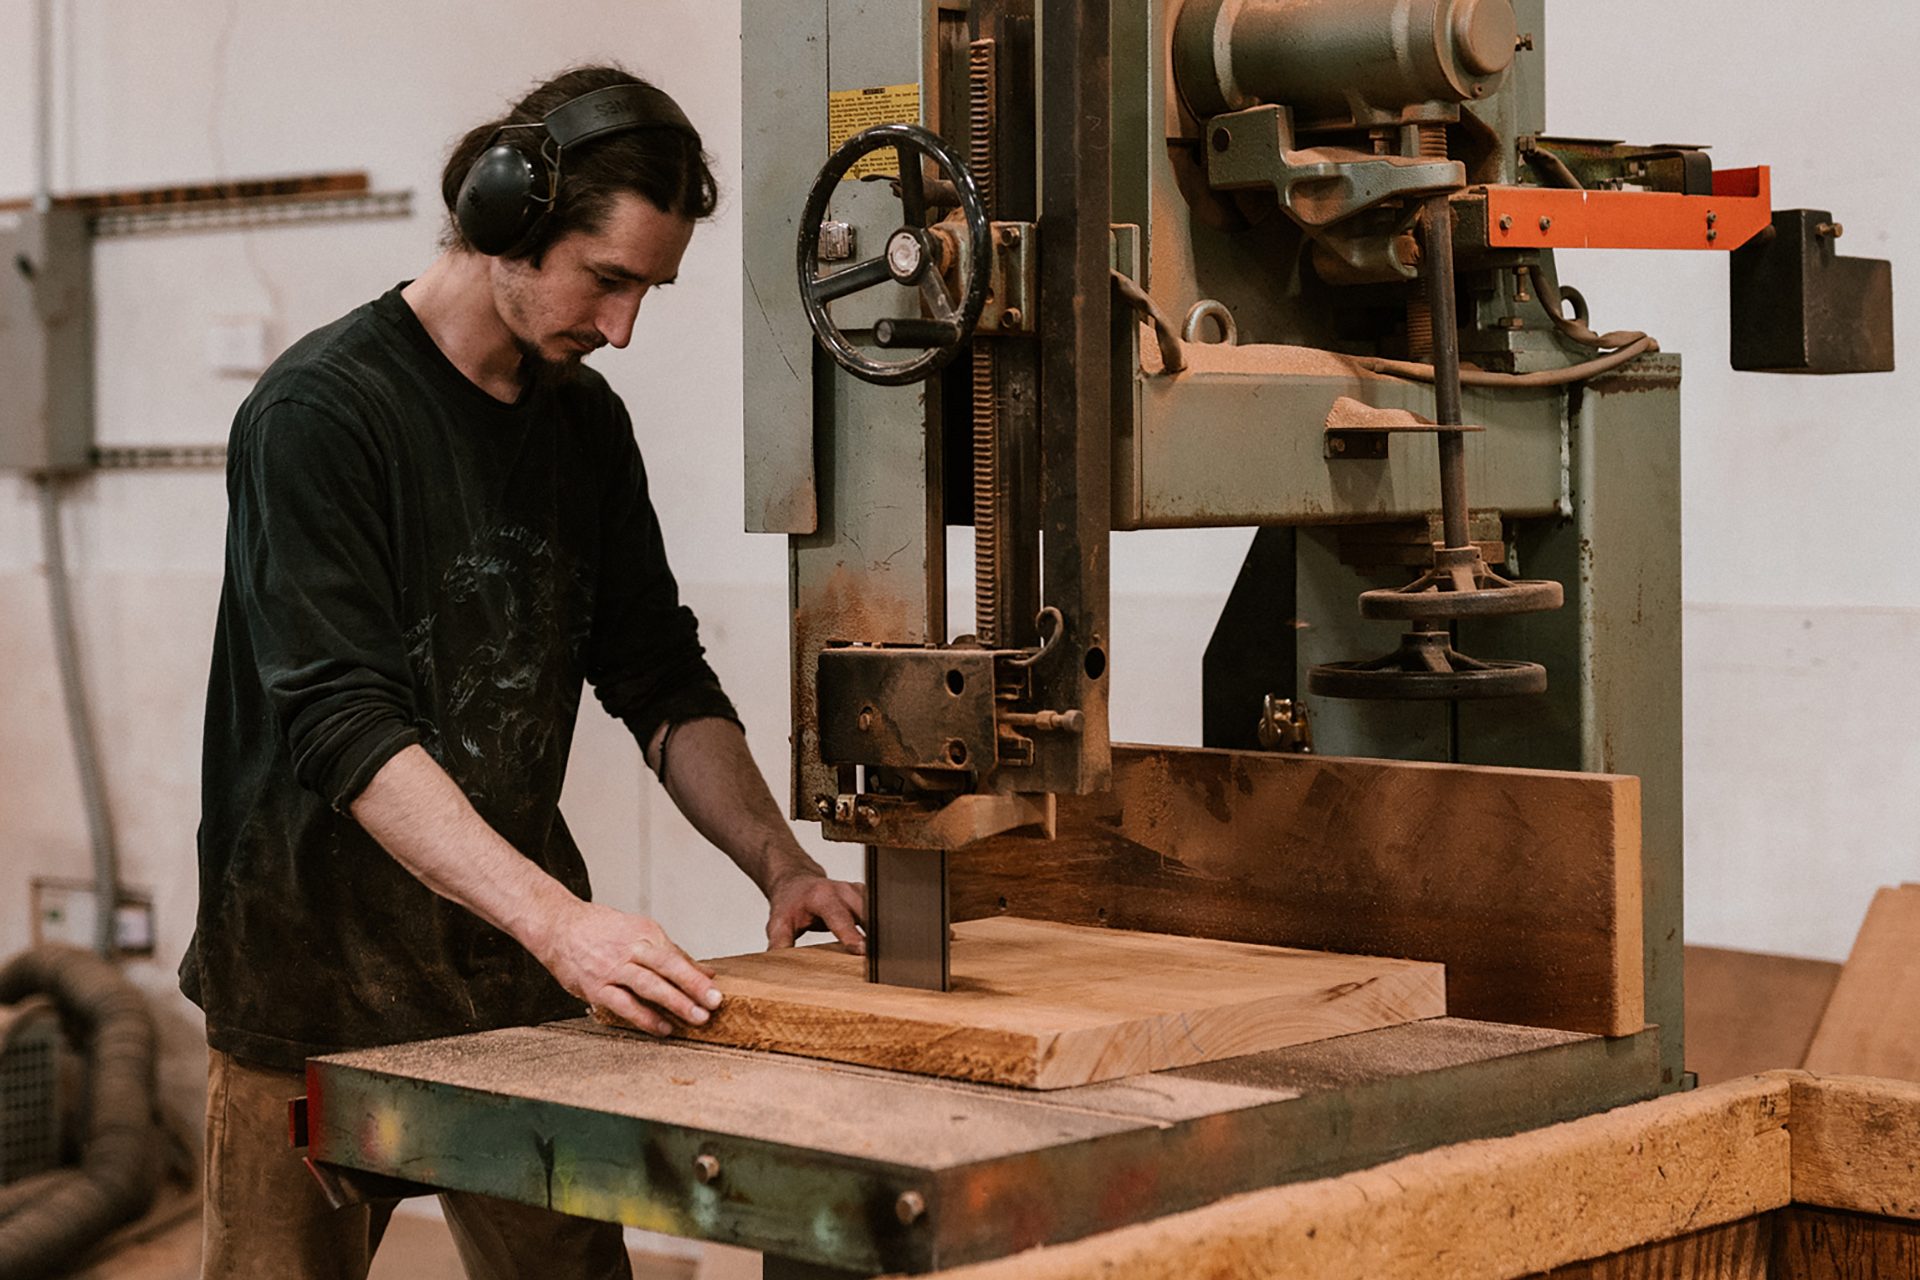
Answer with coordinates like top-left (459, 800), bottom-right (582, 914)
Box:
top-left (181, 65), bottom-right (864, 1278)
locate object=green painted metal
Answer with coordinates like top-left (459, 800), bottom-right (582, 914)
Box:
top-left (307, 1019), bottom-right (1663, 1276)
top-left (1458, 356), bottom-right (1688, 1092)
top-left (1120, 349), bottom-right (1571, 528)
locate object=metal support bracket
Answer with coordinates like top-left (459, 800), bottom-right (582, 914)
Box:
top-left (824, 791), bottom-right (1055, 849)
top-left (975, 221), bottom-right (1037, 335)
top-left (1205, 104), bottom-right (1464, 230)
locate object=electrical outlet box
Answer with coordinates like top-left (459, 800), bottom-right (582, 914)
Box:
top-left (30, 878), bottom-right (154, 958)
top-left (0, 207), bottom-right (95, 474)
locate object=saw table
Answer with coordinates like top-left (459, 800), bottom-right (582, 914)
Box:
top-left (304, 1017), bottom-right (1659, 1277)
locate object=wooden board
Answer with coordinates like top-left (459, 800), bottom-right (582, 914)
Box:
top-left (663, 917), bottom-right (1445, 1090)
top-left (1773, 1206), bottom-right (1920, 1280)
top-left (1541, 1218), bottom-right (1771, 1280)
top-left (1789, 1074), bottom-right (1920, 1220)
top-left (953, 745), bottom-right (1643, 1036)
top-left (1803, 886), bottom-right (1920, 1080)
top-left (1685, 946), bottom-right (1840, 1084)
top-left (925, 1074), bottom-right (1793, 1280)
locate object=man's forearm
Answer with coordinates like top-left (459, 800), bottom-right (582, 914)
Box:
top-left (347, 743), bottom-right (723, 1031)
top-left (647, 718), bottom-right (822, 894)
top-left (348, 744), bottom-right (579, 956)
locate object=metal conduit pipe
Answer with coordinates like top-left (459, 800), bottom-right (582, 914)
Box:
top-left (38, 478), bottom-right (122, 958)
top-left (0, 947), bottom-right (161, 1279)
top-left (33, 0), bottom-right (54, 212)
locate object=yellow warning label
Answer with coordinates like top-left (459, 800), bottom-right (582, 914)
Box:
top-left (827, 83), bottom-right (922, 181)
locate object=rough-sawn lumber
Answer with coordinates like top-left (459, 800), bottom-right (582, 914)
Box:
top-left (669, 917), bottom-right (1445, 1089)
top-left (952, 745), bottom-right (1643, 1037)
top-left (915, 1073), bottom-right (1920, 1280)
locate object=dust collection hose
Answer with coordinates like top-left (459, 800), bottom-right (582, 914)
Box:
top-left (0, 946), bottom-right (161, 1279)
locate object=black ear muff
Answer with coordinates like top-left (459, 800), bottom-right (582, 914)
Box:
top-left (454, 84), bottom-right (699, 258)
top-left (455, 143), bottom-right (543, 256)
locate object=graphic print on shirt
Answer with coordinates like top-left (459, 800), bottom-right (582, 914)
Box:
top-left (405, 523), bottom-right (594, 824)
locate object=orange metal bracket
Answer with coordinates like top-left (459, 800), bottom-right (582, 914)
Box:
top-left (1482, 166), bottom-right (1772, 252)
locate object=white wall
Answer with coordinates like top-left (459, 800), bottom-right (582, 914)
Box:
top-left (0, 1), bottom-right (1913, 1145)
top-left (1547, 2), bottom-right (1920, 956)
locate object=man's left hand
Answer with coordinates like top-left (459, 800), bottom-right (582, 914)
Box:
top-left (766, 871), bottom-right (867, 953)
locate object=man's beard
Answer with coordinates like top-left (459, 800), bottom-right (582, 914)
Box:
top-left (511, 332), bottom-right (591, 394)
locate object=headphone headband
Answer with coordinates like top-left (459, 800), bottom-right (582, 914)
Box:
top-left (543, 84), bottom-right (695, 152)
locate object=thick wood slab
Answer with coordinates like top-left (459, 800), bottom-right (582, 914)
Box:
top-left (1803, 885), bottom-right (1920, 1080)
top-left (672, 917), bottom-right (1445, 1090)
top-left (953, 744), bottom-right (1644, 1036)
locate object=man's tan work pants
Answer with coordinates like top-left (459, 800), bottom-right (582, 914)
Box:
top-left (202, 1047), bottom-right (632, 1280)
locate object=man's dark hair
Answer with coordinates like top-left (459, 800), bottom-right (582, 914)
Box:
top-left (440, 65), bottom-right (718, 263)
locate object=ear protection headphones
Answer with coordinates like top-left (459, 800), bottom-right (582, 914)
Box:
top-left (454, 83), bottom-right (697, 257)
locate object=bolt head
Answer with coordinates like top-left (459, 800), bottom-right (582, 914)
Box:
top-left (1499, 215), bottom-right (1514, 232)
top-left (857, 706), bottom-right (875, 732)
top-left (1000, 308), bottom-right (1022, 330)
top-left (1539, 215), bottom-right (1553, 232)
top-left (693, 1154), bottom-right (721, 1185)
top-left (896, 1190), bottom-right (927, 1225)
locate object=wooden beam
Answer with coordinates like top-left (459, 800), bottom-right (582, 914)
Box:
top-left (1803, 886), bottom-right (1920, 1080)
top-left (918, 1075), bottom-right (1791, 1280)
top-left (1789, 1074), bottom-right (1920, 1220)
top-left (655, 917), bottom-right (1444, 1089)
top-left (952, 745), bottom-right (1643, 1036)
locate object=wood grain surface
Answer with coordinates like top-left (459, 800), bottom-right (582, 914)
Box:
top-left (1685, 946), bottom-right (1840, 1084)
top-left (1803, 885), bottom-right (1920, 1080)
top-left (669, 917), bottom-right (1445, 1089)
top-left (1541, 1217), bottom-right (1772, 1280)
top-left (923, 1074), bottom-right (1794, 1280)
top-left (952, 745), bottom-right (1643, 1036)
top-left (1789, 1074), bottom-right (1920, 1220)
top-left (1772, 1206), bottom-right (1920, 1280)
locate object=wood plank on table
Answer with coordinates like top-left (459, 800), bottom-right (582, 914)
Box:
top-left (952, 744), bottom-right (1643, 1037)
top-left (658, 917), bottom-right (1444, 1089)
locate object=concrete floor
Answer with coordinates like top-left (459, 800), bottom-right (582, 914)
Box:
top-left (72, 1197), bottom-right (762, 1280)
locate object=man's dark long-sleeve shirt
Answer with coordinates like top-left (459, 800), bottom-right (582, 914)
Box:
top-left (181, 285), bottom-right (737, 1071)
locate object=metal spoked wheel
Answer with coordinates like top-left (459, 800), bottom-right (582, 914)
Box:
top-left (796, 122), bottom-right (993, 386)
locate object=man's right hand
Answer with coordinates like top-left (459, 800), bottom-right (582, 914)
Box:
top-left (532, 900), bottom-right (723, 1037)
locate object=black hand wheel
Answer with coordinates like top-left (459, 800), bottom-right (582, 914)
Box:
top-left (1307, 631), bottom-right (1549, 701)
top-left (796, 122), bottom-right (992, 386)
